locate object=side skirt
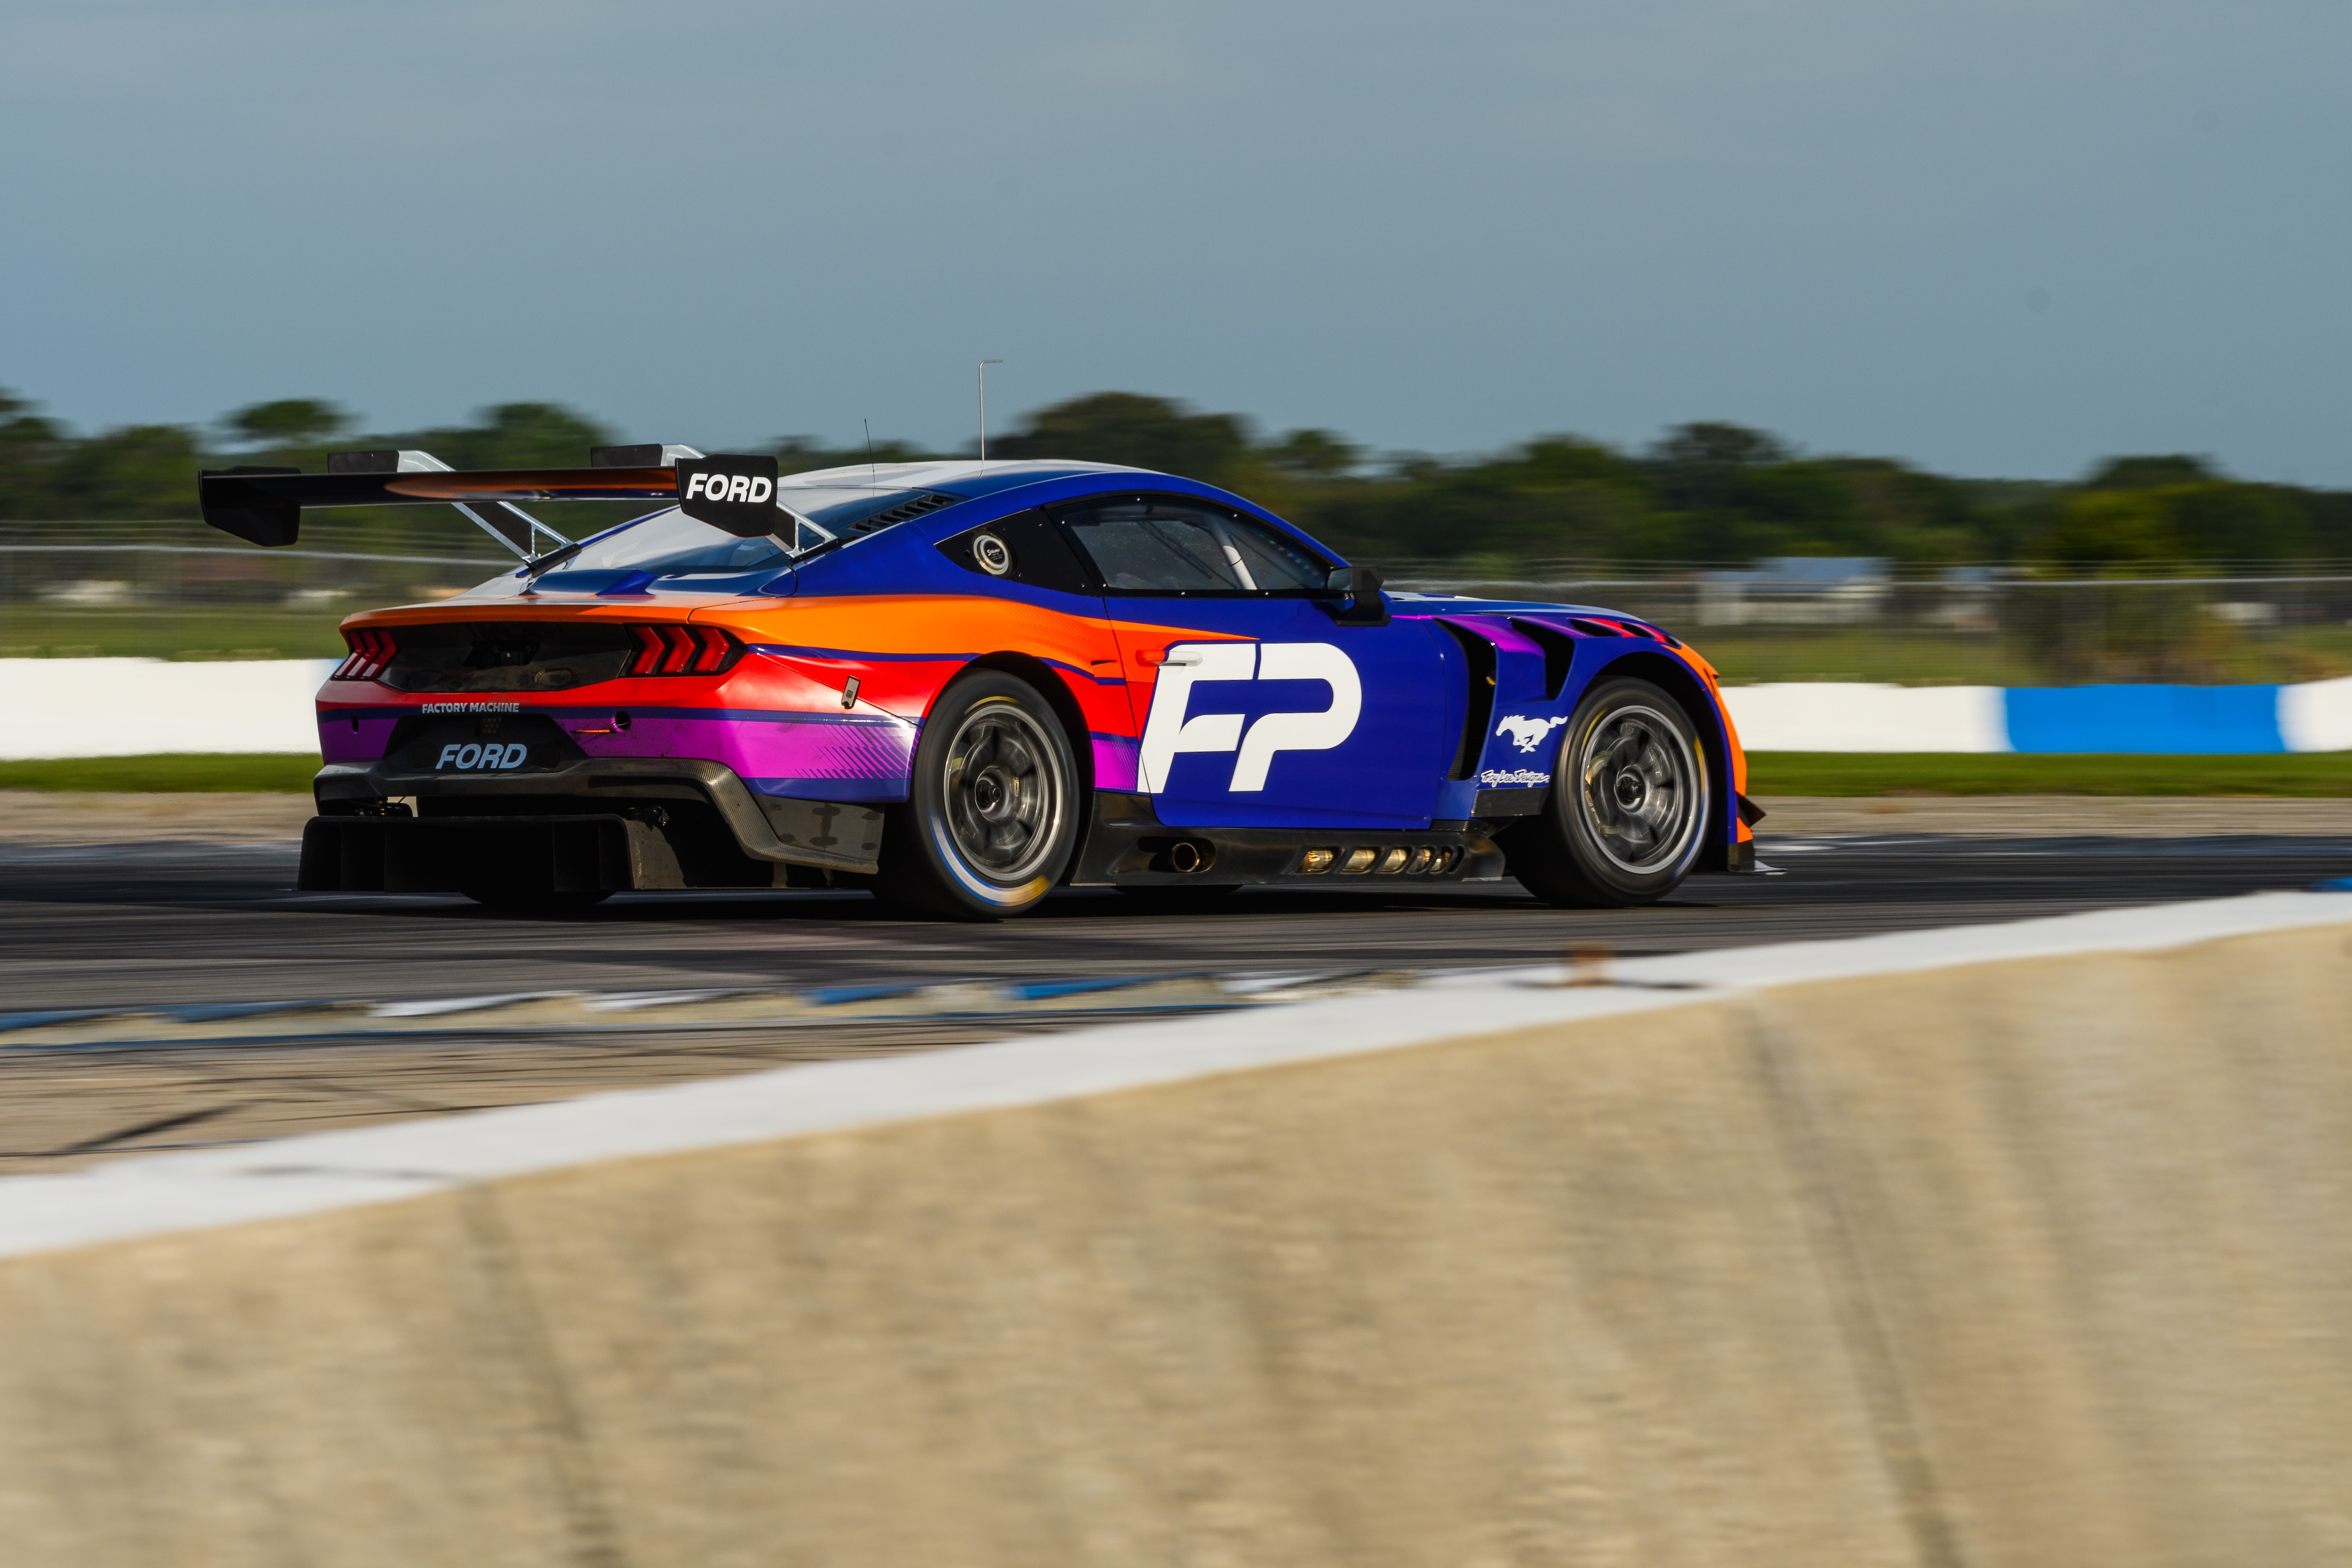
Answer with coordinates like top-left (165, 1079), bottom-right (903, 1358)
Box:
top-left (1067, 792), bottom-right (1507, 889)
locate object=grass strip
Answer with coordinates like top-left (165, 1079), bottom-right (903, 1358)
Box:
top-left (0, 755), bottom-right (321, 793)
top-left (1749, 752), bottom-right (2352, 797)
top-left (4, 750), bottom-right (2350, 798)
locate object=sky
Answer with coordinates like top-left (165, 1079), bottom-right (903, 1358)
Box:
top-left (4, 0), bottom-right (2349, 482)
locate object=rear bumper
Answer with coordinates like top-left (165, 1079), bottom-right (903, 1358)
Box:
top-left (313, 756), bottom-right (883, 879)
top-left (298, 813), bottom-right (805, 894)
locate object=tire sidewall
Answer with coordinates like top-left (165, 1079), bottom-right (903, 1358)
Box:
top-left (887, 670), bottom-right (1080, 918)
top-left (1549, 677), bottom-right (1710, 901)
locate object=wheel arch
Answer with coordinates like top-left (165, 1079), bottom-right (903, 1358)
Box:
top-left (1583, 649), bottom-right (1737, 873)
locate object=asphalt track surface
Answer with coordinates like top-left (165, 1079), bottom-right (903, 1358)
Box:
top-left (9, 834), bottom-right (2352, 1010)
top-left (6, 832), bottom-right (2350, 1171)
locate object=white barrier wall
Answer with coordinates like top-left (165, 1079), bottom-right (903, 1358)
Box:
top-left (1725, 675), bottom-right (2352, 753)
top-left (1722, 682), bottom-right (2009, 752)
top-left (3, 659), bottom-right (2351, 760)
top-left (0, 658), bottom-right (335, 760)
top-left (2280, 674), bottom-right (2352, 752)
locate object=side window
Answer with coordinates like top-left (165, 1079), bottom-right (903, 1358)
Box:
top-left (936, 510), bottom-right (1096, 594)
top-left (1061, 499), bottom-right (1329, 594)
top-left (1219, 512), bottom-right (1329, 591)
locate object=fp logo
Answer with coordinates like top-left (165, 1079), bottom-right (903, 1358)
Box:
top-left (1495, 714), bottom-right (1569, 753)
top-left (1137, 642), bottom-right (1361, 793)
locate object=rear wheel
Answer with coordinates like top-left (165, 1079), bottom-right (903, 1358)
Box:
top-left (1506, 678), bottom-right (1710, 908)
top-left (874, 671), bottom-right (1079, 920)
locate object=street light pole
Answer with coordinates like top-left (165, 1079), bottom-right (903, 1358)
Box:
top-left (978, 359), bottom-right (1003, 460)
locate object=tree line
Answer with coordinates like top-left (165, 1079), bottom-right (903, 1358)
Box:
top-left (6, 383), bottom-right (2348, 570)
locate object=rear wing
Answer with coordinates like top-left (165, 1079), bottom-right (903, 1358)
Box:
top-left (199, 456), bottom-right (674, 551)
top-left (197, 445), bottom-right (780, 560)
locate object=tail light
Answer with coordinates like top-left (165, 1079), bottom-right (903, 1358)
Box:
top-left (690, 626), bottom-right (731, 673)
top-left (333, 627), bottom-right (398, 681)
top-left (626, 624), bottom-right (744, 677)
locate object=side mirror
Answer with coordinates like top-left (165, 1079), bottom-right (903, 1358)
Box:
top-left (1331, 564), bottom-right (1389, 627)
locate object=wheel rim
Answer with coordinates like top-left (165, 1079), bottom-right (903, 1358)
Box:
top-left (1574, 704), bottom-right (1702, 874)
top-left (939, 699), bottom-right (1066, 884)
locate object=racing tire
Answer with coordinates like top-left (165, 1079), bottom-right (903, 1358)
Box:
top-left (873, 670), bottom-right (1080, 921)
top-left (1505, 677), bottom-right (1712, 908)
top-left (461, 887), bottom-right (613, 913)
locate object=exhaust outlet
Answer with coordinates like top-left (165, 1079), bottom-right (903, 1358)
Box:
top-left (1167, 840), bottom-right (1212, 874)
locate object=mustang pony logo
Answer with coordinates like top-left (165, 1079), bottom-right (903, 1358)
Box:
top-left (1137, 641), bottom-right (1361, 793)
top-left (1495, 714), bottom-right (1569, 753)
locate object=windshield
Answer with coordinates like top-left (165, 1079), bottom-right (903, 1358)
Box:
top-left (561, 485), bottom-right (947, 576)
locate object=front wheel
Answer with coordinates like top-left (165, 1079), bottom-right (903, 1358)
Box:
top-left (1505, 678), bottom-right (1711, 908)
top-left (873, 671), bottom-right (1080, 920)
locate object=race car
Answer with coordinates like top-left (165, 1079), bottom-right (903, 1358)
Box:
top-left (198, 447), bottom-right (1764, 919)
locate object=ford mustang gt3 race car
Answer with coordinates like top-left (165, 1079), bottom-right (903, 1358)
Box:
top-left (199, 447), bottom-right (1764, 919)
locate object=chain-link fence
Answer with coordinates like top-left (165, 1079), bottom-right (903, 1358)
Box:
top-left (9, 525), bottom-right (2352, 685)
top-left (0, 521), bottom-right (512, 661)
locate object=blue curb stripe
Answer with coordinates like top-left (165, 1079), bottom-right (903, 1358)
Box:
top-left (2003, 684), bottom-right (2284, 754)
top-left (0, 1009), bottom-right (119, 1033)
top-left (1001, 974), bottom-right (1195, 1002)
top-left (802, 981), bottom-right (934, 1007)
top-left (0, 1004), bottom-right (1255, 1055)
